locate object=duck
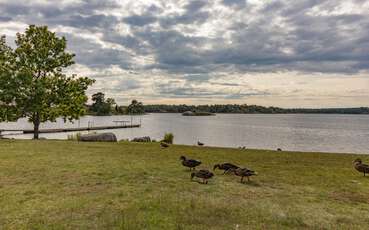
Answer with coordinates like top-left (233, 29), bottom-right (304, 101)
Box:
top-left (180, 156), bottom-right (201, 170)
top-left (353, 158), bottom-right (369, 176)
top-left (191, 169), bottom-right (214, 184)
top-left (213, 163), bottom-right (239, 174)
top-left (197, 141), bottom-right (204, 146)
top-left (231, 167), bottom-right (257, 183)
top-left (160, 142), bottom-right (169, 148)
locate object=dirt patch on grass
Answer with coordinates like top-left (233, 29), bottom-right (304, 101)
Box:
top-left (329, 191), bottom-right (369, 204)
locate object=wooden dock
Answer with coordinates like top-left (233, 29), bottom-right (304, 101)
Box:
top-left (0, 124), bottom-right (140, 134)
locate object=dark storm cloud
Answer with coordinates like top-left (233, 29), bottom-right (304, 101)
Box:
top-left (0, 16), bottom-right (12, 22)
top-left (62, 14), bottom-right (119, 29)
top-left (0, 0), bottom-right (119, 18)
top-left (221, 0), bottom-right (247, 8)
top-left (60, 33), bottom-right (133, 70)
top-left (123, 15), bottom-right (157, 27)
top-left (159, 11), bottom-right (210, 26)
top-left (159, 0), bottom-right (210, 27)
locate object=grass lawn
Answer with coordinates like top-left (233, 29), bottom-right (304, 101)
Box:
top-left (0, 140), bottom-right (369, 229)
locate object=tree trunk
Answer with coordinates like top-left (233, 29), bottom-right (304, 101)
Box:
top-left (33, 113), bottom-right (40, 139)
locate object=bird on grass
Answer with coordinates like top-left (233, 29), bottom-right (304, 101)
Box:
top-left (197, 141), bottom-right (204, 146)
top-left (353, 158), bottom-right (369, 176)
top-left (213, 163), bottom-right (239, 174)
top-left (230, 167), bottom-right (257, 183)
top-left (160, 142), bottom-right (169, 148)
top-left (277, 148), bottom-right (282, 151)
top-left (191, 169), bottom-right (214, 184)
top-left (180, 156), bottom-right (201, 170)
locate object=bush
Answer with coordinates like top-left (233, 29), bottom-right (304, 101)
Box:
top-left (162, 133), bottom-right (174, 144)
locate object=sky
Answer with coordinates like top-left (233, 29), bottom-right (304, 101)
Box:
top-left (0, 0), bottom-right (369, 108)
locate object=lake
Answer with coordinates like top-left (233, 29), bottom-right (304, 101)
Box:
top-left (1, 113), bottom-right (368, 154)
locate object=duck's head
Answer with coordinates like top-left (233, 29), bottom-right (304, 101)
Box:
top-left (353, 158), bottom-right (362, 164)
top-left (180, 156), bottom-right (186, 161)
top-left (213, 164), bottom-right (220, 170)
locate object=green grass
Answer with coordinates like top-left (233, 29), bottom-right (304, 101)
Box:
top-left (0, 140), bottom-right (369, 229)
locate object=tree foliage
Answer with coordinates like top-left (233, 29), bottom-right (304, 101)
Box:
top-left (90, 92), bottom-right (116, 115)
top-left (127, 99), bottom-right (144, 115)
top-left (143, 104), bottom-right (369, 114)
top-left (0, 25), bottom-right (94, 138)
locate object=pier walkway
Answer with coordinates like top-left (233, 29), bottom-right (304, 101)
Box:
top-left (0, 124), bottom-right (140, 135)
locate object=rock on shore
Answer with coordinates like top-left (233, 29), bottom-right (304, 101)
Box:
top-left (131, 136), bottom-right (151, 142)
top-left (80, 132), bottom-right (117, 142)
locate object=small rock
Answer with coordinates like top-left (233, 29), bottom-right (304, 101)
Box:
top-left (131, 136), bottom-right (151, 142)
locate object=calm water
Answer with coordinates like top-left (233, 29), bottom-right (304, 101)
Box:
top-left (1, 113), bottom-right (369, 154)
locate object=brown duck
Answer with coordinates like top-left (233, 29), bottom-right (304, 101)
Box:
top-left (231, 167), bottom-right (257, 183)
top-left (180, 156), bottom-right (201, 170)
top-left (213, 163), bottom-right (239, 174)
top-left (191, 169), bottom-right (214, 184)
top-left (353, 158), bottom-right (369, 176)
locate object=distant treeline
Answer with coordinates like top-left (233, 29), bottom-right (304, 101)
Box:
top-left (143, 104), bottom-right (369, 114)
top-left (85, 92), bottom-right (369, 115)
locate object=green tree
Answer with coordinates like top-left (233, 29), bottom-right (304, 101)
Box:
top-left (127, 99), bottom-right (144, 114)
top-left (90, 92), bottom-right (116, 115)
top-left (106, 98), bottom-right (116, 106)
top-left (92, 92), bottom-right (105, 105)
top-left (0, 25), bottom-right (94, 139)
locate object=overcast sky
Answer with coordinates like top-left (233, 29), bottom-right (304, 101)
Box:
top-left (1, 0), bottom-right (369, 108)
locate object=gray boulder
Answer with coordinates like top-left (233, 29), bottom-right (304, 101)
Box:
top-left (80, 132), bottom-right (117, 142)
top-left (131, 136), bottom-right (151, 142)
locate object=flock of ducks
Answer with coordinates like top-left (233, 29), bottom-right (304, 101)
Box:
top-left (179, 156), bottom-right (369, 185)
top-left (180, 156), bottom-right (256, 184)
top-left (164, 142), bottom-right (369, 184)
